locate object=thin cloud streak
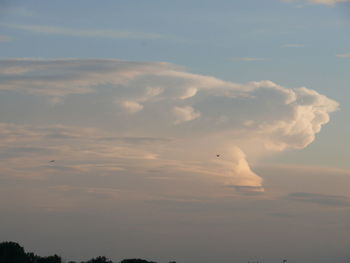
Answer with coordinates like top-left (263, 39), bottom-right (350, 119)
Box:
top-left (231, 57), bottom-right (268, 62)
top-left (309, 0), bottom-right (350, 4)
top-left (283, 43), bottom-right (305, 48)
top-left (287, 192), bottom-right (350, 207)
top-left (283, 0), bottom-right (350, 5)
top-left (0, 35), bottom-right (13, 42)
top-left (0, 23), bottom-right (177, 40)
top-left (336, 53), bottom-right (350, 58)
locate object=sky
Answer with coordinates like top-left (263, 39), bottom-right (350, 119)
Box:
top-left (0, 1), bottom-right (350, 262)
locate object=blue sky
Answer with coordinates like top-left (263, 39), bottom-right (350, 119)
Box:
top-left (0, 1), bottom-right (350, 263)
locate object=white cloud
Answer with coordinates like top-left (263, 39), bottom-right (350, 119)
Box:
top-left (0, 58), bottom-right (174, 96)
top-left (0, 59), bottom-right (339, 190)
top-left (120, 100), bottom-right (144, 113)
top-left (179, 87), bottom-right (198, 99)
top-left (173, 106), bottom-right (201, 123)
top-left (225, 147), bottom-right (264, 190)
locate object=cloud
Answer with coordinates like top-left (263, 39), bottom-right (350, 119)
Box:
top-left (173, 106), bottom-right (201, 123)
top-left (0, 5), bottom-right (35, 17)
top-left (0, 58), bottom-right (176, 96)
top-left (0, 23), bottom-right (175, 40)
top-left (231, 57), bottom-right (268, 62)
top-left (336, 53), bottom-right (350, 58)
top-left (225, 147), bottom-right (263, 190)
top-left (269, 212), bottom-right (295, 218)
top-left (0, 122), bottom-right (170, 180)
top-left (0, 59), bottom-right (339, 189)
top-left (283, 44), bottom-right (305, 48)
top-left (309, 0), bottom-right (350, 4)
top-left (120, 100), bottom-right (144, 113)
top-left (283, 0), bottom-right (350, 5)
top-left (51, 185), bottom-right (122, 200)
top-left (287, 192), bottom-right (350, 207)
top-left (0, 35), bottom-right (13, 42)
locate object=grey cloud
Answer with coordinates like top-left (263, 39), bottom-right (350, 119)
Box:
top-left (96, 136), bottom-right (172, 144)
top-left (45, 132), bottom-right (171, 144)
top-left (269, 212), bottom-right (296, 218)
top-left (0, 146), bottom-right (52, 159)
top-left (227, 185), bottom-right (265, 195)
top-left (287, 192), bottom-right (350, 207)
top-left (38, 165), bottom-right (83, 173)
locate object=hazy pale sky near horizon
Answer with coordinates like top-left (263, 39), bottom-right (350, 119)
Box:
top-left (0, 1), bottom-right (350, 263)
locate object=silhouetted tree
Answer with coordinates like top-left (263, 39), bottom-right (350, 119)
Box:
top-left (0, 241), bottom-right (29, 263)
top-left (0, 241), bottom-right (169, 263)
top-left (0, 241), bottom-right (62, 263)
top-left (27, 252), bottom-right (38, 263)
top-left (37, 254), bottom-right (61, 263)
top-left (83, 256), bottom-right (114, 263)
top-left (120, 259), bottom-right (157, 263)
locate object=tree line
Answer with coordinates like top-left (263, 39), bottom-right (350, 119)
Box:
top-left (0, 241), bottom-right (175, 263)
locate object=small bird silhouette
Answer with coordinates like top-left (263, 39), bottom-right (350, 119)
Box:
top-left (216, 154), bottom-right (220, 157)
top-left (49, 160), bottom-right (55, 163)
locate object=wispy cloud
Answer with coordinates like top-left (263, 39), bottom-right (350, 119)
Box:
top-left (283, 0), bottom-right (350, 5)
top-left (336, 53), bottom-right (350, 58)
top-left (283, 43), bottom-right (305, 48)
top-left (0, 5), bottom-right (35, 17)
top-left (231, 57), bottom-right (268, 62)
top-left (0, 34), bottom-right (13, 42)
top-left (269, 212), bottom-right (295, 218)
top-left (309, 0), bottom-right (350, 4)
top-left (0, 23), bottom-right (175, 40)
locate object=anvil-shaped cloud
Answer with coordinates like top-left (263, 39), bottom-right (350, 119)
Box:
top-left (0, 59), bottom-right (339, 190)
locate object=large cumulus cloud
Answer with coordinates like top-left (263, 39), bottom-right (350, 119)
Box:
top-left (0, 59), bottom-right (339, 190)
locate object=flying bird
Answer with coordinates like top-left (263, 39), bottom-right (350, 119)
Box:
top-left (216, 154), bottom-right (220, 157)
top-left (49, 160), bottom-right (55, 163)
